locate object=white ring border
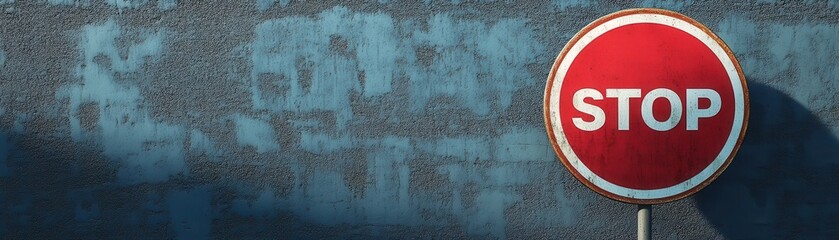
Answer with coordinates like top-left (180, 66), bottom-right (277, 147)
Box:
top-left (548, 13), bottom-right (746, 200)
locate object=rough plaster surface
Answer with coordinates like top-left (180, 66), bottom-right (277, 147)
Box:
top-left (0, 0), bottom-right (838, 239)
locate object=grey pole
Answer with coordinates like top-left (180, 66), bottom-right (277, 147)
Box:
top-left (638, 204), bottom-right (651, 240)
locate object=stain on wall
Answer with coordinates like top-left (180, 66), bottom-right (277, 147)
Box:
top-left (58, 19), bottom-right (189, 184)
top-left (0, 0), bottom-right (837, 239)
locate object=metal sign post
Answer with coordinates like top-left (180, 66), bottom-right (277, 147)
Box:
top-left (543, 8), bottom-right (749, 238)
top-left (638, 205), bottom-right (651, 240)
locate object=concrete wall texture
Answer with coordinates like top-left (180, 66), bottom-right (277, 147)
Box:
top-left (0, 0), bottom-right (837, 239)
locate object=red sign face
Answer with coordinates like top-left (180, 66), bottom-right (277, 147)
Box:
top-left (544, 9), bottom-right (749, 204)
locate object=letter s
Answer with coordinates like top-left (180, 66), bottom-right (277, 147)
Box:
top-left (572, 88), bottom-right (605, 131)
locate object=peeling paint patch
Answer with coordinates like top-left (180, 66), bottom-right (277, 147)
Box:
top-left (189, 129), bottom-right (222, 161)
top-left (256, 0), bottom-right (288, 11)
top-left (0, 0), bottom-right (12, 12)
top-left (57, 20), bottom-right (188, 184)
top-left (46, 0), bottom-right (92, 7)
top-left (418, 137), bottom-right (490, 161)
top-left (158, 0), bottom-right (176, 10)
top-left (233, 114), bottom-right (279, 153)
top-left (406, 14), bottom-right (542, 115)
top-left (248, 7), bottom-right (542, 128)
top-left (362, 137), bottom-right (416, 225)
top-left (300, 131), bottom-right (352, 153)
top-left (12, 114), bottom-right (27, 134)
top-left (494, 127), bottom-right (551, 162)
top-left (106, 0), bottom-right (147, 9)
top-left (467, 190), bottom-right (519, 238)
top-left (437, 163), bottom-right (522, 238)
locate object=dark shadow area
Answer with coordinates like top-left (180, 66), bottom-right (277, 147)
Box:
top-left (696, 81), bottom-right (839, 239)
top-left (0, 132), bottom-right (128, 239)
top-left (0, 129), bottom-right (203, 239)
top-left (0, 125), bottom-right (394, 239)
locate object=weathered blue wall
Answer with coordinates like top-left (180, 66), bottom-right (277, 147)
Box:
top-left (0, 0), bottom-right (837, 239)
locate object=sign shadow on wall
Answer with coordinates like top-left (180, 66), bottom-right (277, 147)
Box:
top-left (0, 132), bottom-right (211, 239)
top-left (695, 81), bottom-right (839, 239)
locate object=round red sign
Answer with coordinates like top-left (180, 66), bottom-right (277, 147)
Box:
top-left (544, 9), bottom-right (749, 204)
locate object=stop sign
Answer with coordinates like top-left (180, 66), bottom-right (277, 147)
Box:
top-left (544, 9), bottom-right (749, 204)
